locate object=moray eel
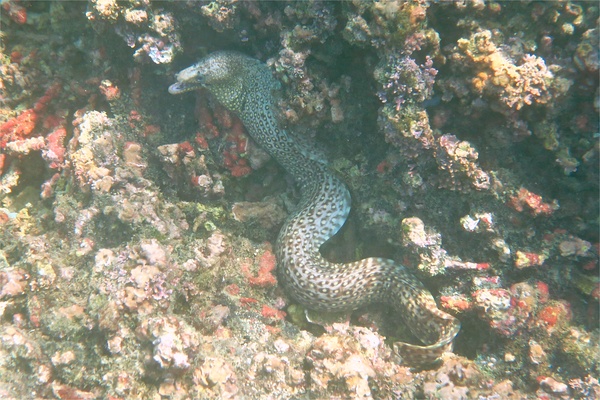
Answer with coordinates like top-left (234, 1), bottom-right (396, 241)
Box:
top-left (169, 51), bottom-right (460, 365)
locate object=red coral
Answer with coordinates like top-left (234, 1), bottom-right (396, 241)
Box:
top-left (240, 297), bottom-right (258, 306)
top-left (41, 172), bottom-right (61, 199)
top-left (508, 188), bottom-right (559, 216)
top-left (538, 307), bottom-right (560, 326)
top-left (222, 118), bottom-right (252, 177)
top-left (194, 95), bottom-right (255, 177)
top-left (10, 50), bottom-right (23, 64)
top-left (195, 133), bottom-right (209, 149)
top-left (127, 110), bottom-right (142, 129)
top-left (537, 303), bottom-right (571, 328)
top-left (13, 5), bottom-right (26, 24)
top-left (195, 95), bottom-right (219, 138)
top-left (43, 114), bottom-right (64, 130)
top-left (0, 109), bottom-right (38, 148)
top-left (143, 125), bottom-right (160, 136)
top-left (223, 149), bottom-right (252, 177)
top-left (259, 249), bottom-right (276, 269)
top-left (178, 141), bottom-right (194, 155)
top-left (2, 1), bottom-right (27, 24)
top-left (0, 210), bottom-right (8, 224)
top-left (261, 305), bottom-right (286, 320)
top-left (514, 250), bottom-right (546, 269)
top-left (376, 160), bottom-right (391, 174)
top-left (44, 127), bottom-right (67, 169)
top-left (524, 252), bottom-right (541, 264)
top-left (34, 82), bottom-right (61, 112)
top-left (440, 295), bottom-right (472, 312)
top-left (0, 83), bottom-right (63, 148)
top-left (214, 103), bottom-right (233, 129)
top-left (224, 284), bottom-right (240, 296)
top-left (445, 260), bottom-right (490, 270)
top-left (536, 281), bottom-right (550, 303)
top-left (591, 284), bottom-right (600, 300)
top-left (229, 162), bottom-right (252, 178)
top-left (99, 80), bottom-right (121, 101)
top-left (247, 249), bottom-right (278, 288)
top-left (229, 119), bottom-right (247, 150)
top-left (0, 154), bottom-right (6, 176)
top-left (583, 260), bottom-right (598, 271)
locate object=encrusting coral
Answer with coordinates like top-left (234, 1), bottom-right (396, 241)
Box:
top-left (0, 0), bottom-right (597, 398)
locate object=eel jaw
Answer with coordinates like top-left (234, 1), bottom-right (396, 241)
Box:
top-left (168, 64), bottom-right (205, 95)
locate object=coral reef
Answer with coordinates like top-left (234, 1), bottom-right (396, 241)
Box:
top-left (0, 0), bottom-right (597, 398)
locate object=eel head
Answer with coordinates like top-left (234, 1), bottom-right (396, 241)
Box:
top-left (168, 51), bottom-right (269, 114)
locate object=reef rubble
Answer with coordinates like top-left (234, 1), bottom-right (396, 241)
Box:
top-left (0, 1), bottom-right (598, 398)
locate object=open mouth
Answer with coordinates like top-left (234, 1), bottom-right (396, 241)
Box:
top-left (169, 65), bottom-right (205, 95)
top-left (168, 81), bottom-right (196, 95)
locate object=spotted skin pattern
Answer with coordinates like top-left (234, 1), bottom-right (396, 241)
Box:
top-left (169, 51), bottom-right (460, 365)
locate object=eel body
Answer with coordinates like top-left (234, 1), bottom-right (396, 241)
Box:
top-left (169, 51), bottom-right (459, 365)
